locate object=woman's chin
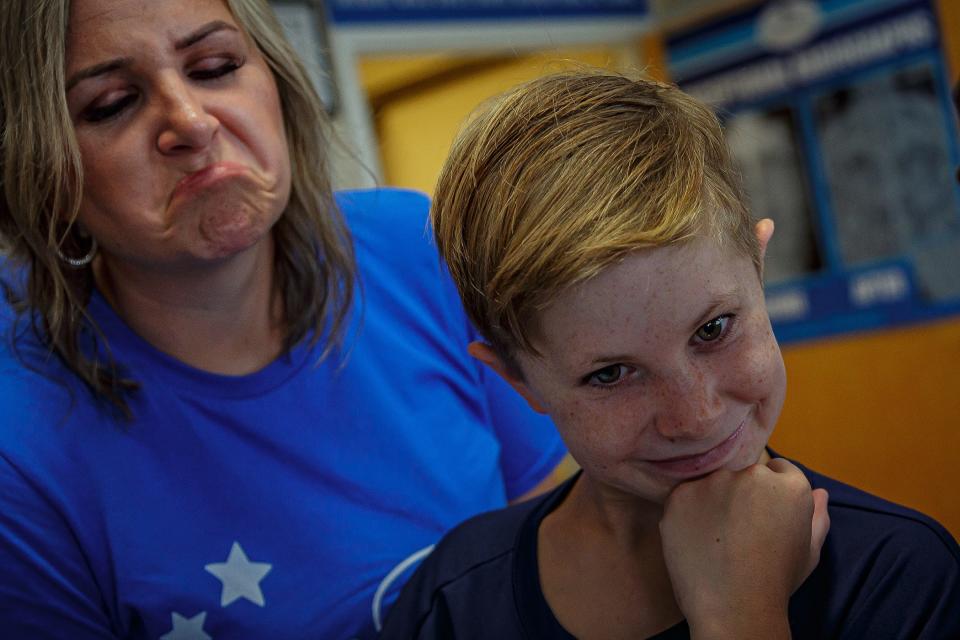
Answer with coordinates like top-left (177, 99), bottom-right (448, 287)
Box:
top-left (169, 171), bottom-right (283, 259)
top-left (198, 213), bottom-right (271, 259)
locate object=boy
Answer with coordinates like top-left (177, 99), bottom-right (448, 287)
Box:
top-left (381, 72), bottom-right (960, 638)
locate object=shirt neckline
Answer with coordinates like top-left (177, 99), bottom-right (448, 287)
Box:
top-left (86, 288), bottom-right (319, 399)
top-left (513, 473), bottom-right (579, 639)
top-left (512, 471), bottom-right (691, 639)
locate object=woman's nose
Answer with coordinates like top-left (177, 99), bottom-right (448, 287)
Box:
top-left (155, 81), bottom-right (219, 155)
top-left (653, 365), bottom-right (725, 440)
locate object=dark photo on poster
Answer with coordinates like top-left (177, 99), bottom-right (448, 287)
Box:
top-left (726, 107), bottom-right (822, 284)
top-left (814, 64), bottom-right (960, 301)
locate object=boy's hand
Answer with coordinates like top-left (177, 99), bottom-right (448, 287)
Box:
top-left (659, 458), bottom-right (830, 638)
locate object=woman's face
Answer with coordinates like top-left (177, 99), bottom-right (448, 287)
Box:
top-left (65, 0), bottom-right (291, 269)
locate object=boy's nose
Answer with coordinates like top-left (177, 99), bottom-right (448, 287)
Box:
top-left (652, 366), bottom-right (725, 441)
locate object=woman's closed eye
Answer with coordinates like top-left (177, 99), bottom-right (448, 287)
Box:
top-left (585, 364), bottom-right (635, 389)
top-left (82, 92), bottom-right (138, 123)
top-left (79, 56), bottom-right (243, 124)
top-left (189, 56), bottom-right (244, 81)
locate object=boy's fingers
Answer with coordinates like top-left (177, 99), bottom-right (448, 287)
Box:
top-left (811, 488), bottom-right (831, 550)
top-left (808, 488), bottom-right (831, 574)
top-left (766, 456), bottom-right (801, 475)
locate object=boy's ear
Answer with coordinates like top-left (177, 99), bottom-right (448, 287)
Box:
top-left (755, 218), bottom-right (775, 261)
top-left (467, 341), bottom-right (549, 415)
top-left (754, 218), bottom-right (775, 280)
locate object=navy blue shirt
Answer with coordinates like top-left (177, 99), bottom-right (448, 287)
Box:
top-left (382, 458), bottom-right (960, 639)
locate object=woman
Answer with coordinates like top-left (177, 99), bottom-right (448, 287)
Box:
top-left (0, 1), bottom-right (566, 638)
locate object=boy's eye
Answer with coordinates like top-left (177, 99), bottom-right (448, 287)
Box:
top-left (587, 364), bottom-right (631, 387)
top-left (694, 315), bottom-right (730, 342)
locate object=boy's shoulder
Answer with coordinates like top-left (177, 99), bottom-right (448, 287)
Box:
top-left (795, 457), bottom-right (959, 560)
top-left (788, 455), bottom-right (960, 637)
top-left (381, 477), bottom-right (574, 639)
top-left (417, 482), bottom-right (553, 585)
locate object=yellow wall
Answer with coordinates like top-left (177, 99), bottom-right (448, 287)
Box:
top-left (357, 9), bottom-right (960, 537)
top-left (359, 48), bottom-right (631, 194)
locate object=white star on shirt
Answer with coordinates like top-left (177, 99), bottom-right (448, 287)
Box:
top-left (159, 611), bottom-right (211, 640)
top-left (204, 541), bottom-right (273, 607)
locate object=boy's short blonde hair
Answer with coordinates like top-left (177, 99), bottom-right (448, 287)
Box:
top-left (432, 71), bottom-right (758, 366)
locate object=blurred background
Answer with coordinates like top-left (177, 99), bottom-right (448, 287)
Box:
top-left (276, 0), bottom-right (960, 537)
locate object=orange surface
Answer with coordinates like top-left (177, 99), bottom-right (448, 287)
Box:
top-left (359, 49), bottom-right (621, 194)
top-left (771, 318), bottom-right (960, 538)
top-left (937, 0), bottom-right (960, 79)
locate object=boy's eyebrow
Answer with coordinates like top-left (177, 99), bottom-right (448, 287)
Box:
top-left (582, 290), bottom-right (741, 367)
top-left (689, 290), bottom-right (741, 331)
top-left (697, 288), bottom-right (739, 320)
top-left (588, 352), bottom-right (635, 366)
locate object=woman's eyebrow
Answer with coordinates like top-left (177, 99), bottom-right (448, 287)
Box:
top-left (66, 21), bottom-right (239, 92)
top-left (173, 20), bottom-right (238, 50)
top-left (67, 57), bottom-right (133, 91)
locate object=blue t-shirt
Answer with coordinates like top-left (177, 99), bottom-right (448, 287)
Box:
top-left (0, 188), bottom-right (566, 640)
top-left (382, 456), bottom-right (960, 639)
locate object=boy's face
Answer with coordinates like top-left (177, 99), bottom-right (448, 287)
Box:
top-left (486, 230), bottom-right (785, 505)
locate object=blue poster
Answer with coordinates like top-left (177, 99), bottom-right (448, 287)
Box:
top-left (328, 0), bottom-right (647, 23)
top-left (668, 0), bottom-right (960, 343)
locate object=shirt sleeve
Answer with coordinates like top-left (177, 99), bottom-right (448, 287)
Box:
top-left (839, 520), bottom-right (960, 639)
top-left (0, 454), bottom-right (117, 639)
top-left (342, 187), bottom-right (568, 503)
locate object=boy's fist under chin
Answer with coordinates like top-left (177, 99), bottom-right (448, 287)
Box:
top-left (659, 458), bottom-right (831, 637)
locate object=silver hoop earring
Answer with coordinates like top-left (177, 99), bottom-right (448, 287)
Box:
top-left (56, 236), bottom-right (98, 269)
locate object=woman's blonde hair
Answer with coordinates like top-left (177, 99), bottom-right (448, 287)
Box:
top-left (0, 0), bottom-right (354, 418)
top-left (432, 71), bottom-right (757, 367)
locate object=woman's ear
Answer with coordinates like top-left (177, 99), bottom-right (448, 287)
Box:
top-left (467, 341), bottom-right (549, 415)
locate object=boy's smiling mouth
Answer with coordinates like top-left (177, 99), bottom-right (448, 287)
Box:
top-left (644, 419), bottom-right (747, 478)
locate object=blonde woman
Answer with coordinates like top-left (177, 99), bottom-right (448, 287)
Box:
top-left (0, 1), bottom-right (565, 637)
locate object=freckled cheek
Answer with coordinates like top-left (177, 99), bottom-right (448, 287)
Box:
top-left (757, 344), bottom-right (786, 393)
top-left (765, 357), bottom-right (788, 415)
top-left (727, 340), bottom-right (782, 395)
top-left (552, 400), bottom-right (648, 465)
top-left (740, 345), bottom-right (787, 432)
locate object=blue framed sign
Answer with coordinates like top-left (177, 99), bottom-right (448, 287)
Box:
top-left (667, 0), bottom-right (960, 343)
top-left (273, 1), bottom-right (338, 113)
top-left (327, 0), bottom-right (647, 24)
